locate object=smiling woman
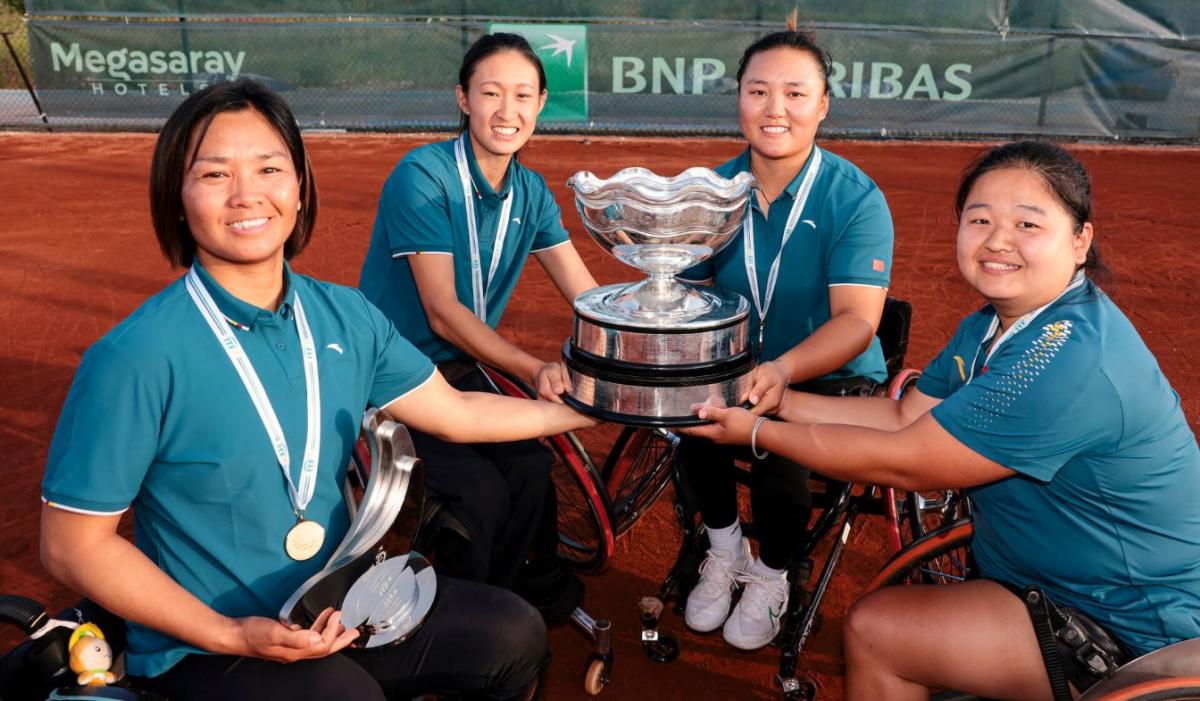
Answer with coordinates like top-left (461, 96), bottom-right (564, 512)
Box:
top-left (673, 15), bottom-right (896, 653)
top-left (355, 33), bottom-right (599, 617)
top-left (37, 78), bottom-right (598, 701)
top-left (148, 85), bottom-right (316, 275)
top-left (683, 141), bottom-right (1200, 701)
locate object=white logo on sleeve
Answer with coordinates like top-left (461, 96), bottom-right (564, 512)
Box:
top-left (326, 343), bottom-right (344, 355)
top-left (802, 219), bottom-right (817, 229)
top-left (512, 217), bottom-right (522, 225)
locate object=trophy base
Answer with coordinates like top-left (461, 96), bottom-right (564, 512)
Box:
top-left (565, 284), bottom-right (754, 425)
top-left (562, 342), bottom-right (754, 426)
top-left (573, 284), bottom-right (749, 367)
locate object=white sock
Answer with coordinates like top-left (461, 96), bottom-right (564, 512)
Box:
top-left (749, 557), bottom-right (786, 580)
top-left (705, 520), bottom-right (742, 555)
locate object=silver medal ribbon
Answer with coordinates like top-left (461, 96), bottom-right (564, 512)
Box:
top-left (185, 267), bottom-right (321, 518)
top-left (454, 134), bottom-right (515, 322)
top-left (966, 271), bottom-right (1086, 384)
top-left (742, 147), bottom-right (823, 357)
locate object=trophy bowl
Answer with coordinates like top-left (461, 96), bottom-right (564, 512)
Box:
top-left (563, 167), bottom-right (757, 426)
top-left (569, 167), bottom-right (755, 321)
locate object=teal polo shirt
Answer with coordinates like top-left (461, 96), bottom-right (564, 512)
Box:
top-left (42, 261), bottom-right (435, 677)
top-left (917, 279), bottom-right (1200, 656)
top-left (358, 137), bottom-right (571, 363)
top-left (681, 147), bottom-right (893, 382)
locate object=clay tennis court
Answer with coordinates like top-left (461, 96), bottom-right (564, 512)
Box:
top-left (1, 132), bottom-right (1197, 699)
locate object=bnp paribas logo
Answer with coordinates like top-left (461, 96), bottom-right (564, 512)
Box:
top-left (489, 23), bottom-right (588, 122)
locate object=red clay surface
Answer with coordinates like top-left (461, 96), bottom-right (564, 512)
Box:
top-left (1, 133), bottom-right (1198, 700)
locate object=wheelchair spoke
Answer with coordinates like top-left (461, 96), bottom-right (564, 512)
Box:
top-left (604, 427), bottom-right (678, 536)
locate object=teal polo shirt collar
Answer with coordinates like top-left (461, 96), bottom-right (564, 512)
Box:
top-left (732, 146), bottom-right (819, 215)
top-left (191, 258), bottom-right (296, 330)
top-left (462, 134), bottom-right (514, 201)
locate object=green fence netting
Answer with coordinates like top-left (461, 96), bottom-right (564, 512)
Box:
top-left (2, 1), bottom-right (1197, 140)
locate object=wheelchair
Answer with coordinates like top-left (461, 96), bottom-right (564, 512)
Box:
top-left (345, 367), bottom-right (679, 696)
top-left (638, 297), bottom-right (967, 699)
top-left (870, 517), bottom-right (1200, 701)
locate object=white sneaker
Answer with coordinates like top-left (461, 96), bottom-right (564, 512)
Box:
top-left (723, 568), bottom-right (789, 650)
top-left (684, 538), bottom-right (752, 632)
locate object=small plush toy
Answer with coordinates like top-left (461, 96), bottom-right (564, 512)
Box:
top-left (68, 622), bottom-right (116, 686)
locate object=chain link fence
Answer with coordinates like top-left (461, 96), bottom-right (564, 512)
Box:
top-left (3, 1), bottom-right (1199, 141)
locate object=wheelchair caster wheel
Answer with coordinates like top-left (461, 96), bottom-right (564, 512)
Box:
top-left (584, 658), bottom-right (608, 695)
top-left (641, 632), bottom-right (679, 663)
top-left (638, 597), bottom-right (679, 663)
top-left (777, 674), bottom-right (817, 701)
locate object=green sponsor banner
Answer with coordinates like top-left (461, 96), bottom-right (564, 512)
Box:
top-left (1007, 0), bottom-right (1200, 38)
top-left (27, 0), bottom-right (1001, 29)
top-left (18, 18), bottom-right (1200, 139)
top-left (489, 23), bottom-right (587, 122)
top-left (24, 0), bottom-right (1200, 38)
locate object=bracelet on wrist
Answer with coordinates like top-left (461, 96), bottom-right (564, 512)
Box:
top-left (776, 387), bottom-right (790, 416)
top-left (751, 415), bottom-right (769, 460)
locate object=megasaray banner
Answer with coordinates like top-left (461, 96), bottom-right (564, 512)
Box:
top-left (22, 14), bottom-right (1200, 139)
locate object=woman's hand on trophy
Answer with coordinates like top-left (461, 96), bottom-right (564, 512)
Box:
top-left (228, 607), bottom-right (359, 663)
top-left (743, 360), bottom-right (791, 416)
top-left (534, 361), bottom-right (574, 403)
top-left (681, 403), bottom-right (755, 444)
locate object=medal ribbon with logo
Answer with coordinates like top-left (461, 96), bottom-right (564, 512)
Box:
top-left (742, 147), bottom-right (823, 361)
top-left (186, 267), bottom-right (325, 561)
top-left (454, 134), bottom-right (515, 322)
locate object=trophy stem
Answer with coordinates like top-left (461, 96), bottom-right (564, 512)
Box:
top-left (646, 270), bottom-right (678, 295)
top-left (600, 275), bottom-right (722, 322)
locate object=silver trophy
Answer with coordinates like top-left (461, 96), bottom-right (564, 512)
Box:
top-left (563, 167), bottom-right (757, 426)
top-left (280, 408), bottom-right (436, 648)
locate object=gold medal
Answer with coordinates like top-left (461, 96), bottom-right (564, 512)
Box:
top-left (284, 518), bottom-right (326, 561)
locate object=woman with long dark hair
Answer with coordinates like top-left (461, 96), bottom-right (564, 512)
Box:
top-left (357, 32), bottom-right (598, 613)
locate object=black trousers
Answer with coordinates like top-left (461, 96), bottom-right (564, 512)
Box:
top-left (680, 376), bottom-right (876, 570)
top-left (410, 364), bottom-right (554, 588)
top-left (135, 577), bottom-right (547, 701)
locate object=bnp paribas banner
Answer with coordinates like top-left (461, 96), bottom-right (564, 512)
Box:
top-left (22, 18), bottom-right (1200, 139)
top-left (489, 23), bottom-right (588, 122)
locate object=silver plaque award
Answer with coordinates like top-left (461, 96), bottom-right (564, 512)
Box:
top-left (564, 167), bottom-right (757, 425)
top-left (280, 408), bottom-right (436, 648)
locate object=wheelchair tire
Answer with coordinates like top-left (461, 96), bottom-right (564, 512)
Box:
top-left (602, 426), bottom-right (679, 537)
top-left (1086, 680), bottom-right (1200, 701)
top-left (867, 518), bottom-right (976, 591)
top-left (544, 429), bottom-right (615, 574)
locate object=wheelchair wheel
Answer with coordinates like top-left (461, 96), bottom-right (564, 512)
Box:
top-left (602, 426), bottom-right (679, 536)
top-left (545, 429), bottom-right (615, 574)
top-left (478, 366), bottom-right (615, 574)
top-left (1084, 680), bottom-right (1200, 701)
top-left (1080, 638), bottom-right (1200, 701)
top-left (868, 518), bottom-right (976, 590)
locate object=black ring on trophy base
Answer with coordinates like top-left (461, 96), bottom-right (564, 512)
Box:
top-left (564, 341), bottom-right (753, 387)
top-left (562, 340), bottom-right (755, 427)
